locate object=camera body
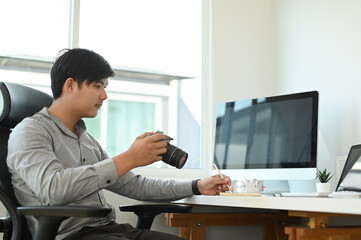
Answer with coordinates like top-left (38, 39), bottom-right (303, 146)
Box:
top-left (147, 130), bottom-right (188, 169)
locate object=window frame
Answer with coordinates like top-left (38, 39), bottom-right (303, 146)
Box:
top-left (96, 90), bottom-right (165, 151)
top-left (0, 0), bottom-right (209, 180)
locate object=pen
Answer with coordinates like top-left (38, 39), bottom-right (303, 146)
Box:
top-left (213, 162), bottom-right (231, 190)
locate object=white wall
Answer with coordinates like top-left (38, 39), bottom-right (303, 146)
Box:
top-left (203, 0), bottom-right (275, 176)
top-left (211, 0), bottom-right (274, 104)
top-left (271, 0), bottom-right (361, 186)
top-left (206, 0), bottom-right (361, 188)
top-left (202, 0), bottom-right (275, 238)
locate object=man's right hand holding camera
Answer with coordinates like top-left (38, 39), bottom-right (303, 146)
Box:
top-left (112, 132), bottom-right (167, 177)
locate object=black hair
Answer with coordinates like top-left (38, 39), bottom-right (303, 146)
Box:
top-left (50, 48), bottom-right (115, 99)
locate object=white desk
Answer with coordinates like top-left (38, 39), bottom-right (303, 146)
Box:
top-left (170, 195), bottom-right (361, 239)
top-left (175, 195), bottom-right (361, 215)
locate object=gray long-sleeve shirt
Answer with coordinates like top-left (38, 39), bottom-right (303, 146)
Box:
top-left (6, 108), bottom-right (193, 239)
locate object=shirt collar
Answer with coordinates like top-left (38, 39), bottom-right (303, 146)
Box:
top-left (38, 107), bottom-right (87, 138)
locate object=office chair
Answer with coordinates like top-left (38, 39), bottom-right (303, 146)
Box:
top-left (0, 82), bottom-right (191, 240)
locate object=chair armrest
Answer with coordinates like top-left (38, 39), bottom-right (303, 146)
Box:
top-left (119, 204), bottom-right (192, 229)
top-left (17, 205), bottom-right (111, 218)
top-left (119, 204), bottom-right (192, 214)
top-left (17, 206), bottom-right (111, 240)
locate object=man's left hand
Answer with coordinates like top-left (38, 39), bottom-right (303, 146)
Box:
top-left (197, 174), bottom-right (231, 195)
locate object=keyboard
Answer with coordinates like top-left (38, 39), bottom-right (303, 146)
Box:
top-left (328, 191), bottom-right (361, 198)
top-left (280, 192), bottom-right (329, 197)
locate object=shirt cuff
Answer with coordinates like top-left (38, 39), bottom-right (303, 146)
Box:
top-left (94, 158), bottom-right (118, 188)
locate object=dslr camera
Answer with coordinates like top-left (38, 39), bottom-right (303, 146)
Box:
top-left (147, 130), bottom-right (188, 169)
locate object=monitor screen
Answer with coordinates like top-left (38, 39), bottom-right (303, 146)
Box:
top-left (214, 91), bottom-right (318, 180)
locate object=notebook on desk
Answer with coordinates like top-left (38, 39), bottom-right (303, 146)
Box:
top-left (335, 144), bottom-right (361, 192)
top-left (329, 144), bottom-right (361, 198)
top-left (282, 144), bottom-right (361, 198)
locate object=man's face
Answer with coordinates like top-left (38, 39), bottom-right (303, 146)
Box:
top-left (72, 79), bottom-right (108, 118)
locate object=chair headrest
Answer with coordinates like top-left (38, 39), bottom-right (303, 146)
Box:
top-left (0, 82), bottom-right (53, 129)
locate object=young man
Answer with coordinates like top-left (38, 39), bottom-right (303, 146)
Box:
top-left (6, 48), bottom-right (231, 240)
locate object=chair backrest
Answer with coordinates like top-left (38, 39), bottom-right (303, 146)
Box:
top-left (0, 82), bottom-right (53, 240)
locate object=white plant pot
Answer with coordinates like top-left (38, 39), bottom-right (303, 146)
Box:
top-left (316, 182), bottom-right (331, 193)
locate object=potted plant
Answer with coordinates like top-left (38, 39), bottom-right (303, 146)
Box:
top-left (316, 168), bottom-right (333, 193)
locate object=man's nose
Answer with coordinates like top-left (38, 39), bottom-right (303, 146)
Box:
top-left (101, 88), bottom-right (108, 100)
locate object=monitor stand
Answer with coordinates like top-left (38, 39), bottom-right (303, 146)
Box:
top-left (261, 180), bottom-right (316, 194)
top-left (287, 180), bottom-right (317, 193)
top-left (261, 180), bottom-right (289, 194)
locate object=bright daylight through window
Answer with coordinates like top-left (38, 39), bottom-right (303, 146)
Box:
top-left (0, 0), bottom-right (203, 172)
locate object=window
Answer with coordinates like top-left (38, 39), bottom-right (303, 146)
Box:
top-left (0, 0), bottom-right (203, 177)
top-left (0, 0), bottom-right (69, 58)
top-left (106, 98), bottom-right (157, 157)
top-left (78, 0), bottom-right (201, 76)
top-left (79, 0), bottom-right (203, 171)
top-left (84, 89), bottom-right (164, 160)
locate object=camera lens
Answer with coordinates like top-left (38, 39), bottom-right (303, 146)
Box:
top-left (162, 143), bottom-right (188, 169)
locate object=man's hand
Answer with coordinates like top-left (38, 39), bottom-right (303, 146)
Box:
top-left (127, 132), bottom-right (167, 167)
top-left (197, 174), bottom-right (232, 195)
top-left (113, 132), bottom-right (167, 176)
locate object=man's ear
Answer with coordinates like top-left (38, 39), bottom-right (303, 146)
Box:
top-left (63, 78), bottom-right (76, 94)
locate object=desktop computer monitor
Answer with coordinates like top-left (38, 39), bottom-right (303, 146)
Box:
top-left (213, 91), bottom-right (318, 184)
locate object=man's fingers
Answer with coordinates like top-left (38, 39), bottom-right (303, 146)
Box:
top-left (212, 175), bottom-right (229, 184)
top-left (148, 133), bottom-right (166, 142)
top-left (155, 147), bottom-right (167, 156)
top-left (153, 139), bottom-right (167, 148)
top-left (138, 132), bottom-right (154, 139)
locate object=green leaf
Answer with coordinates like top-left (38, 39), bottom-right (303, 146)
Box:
top-left (316, 168), bottom-right (333, 183)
